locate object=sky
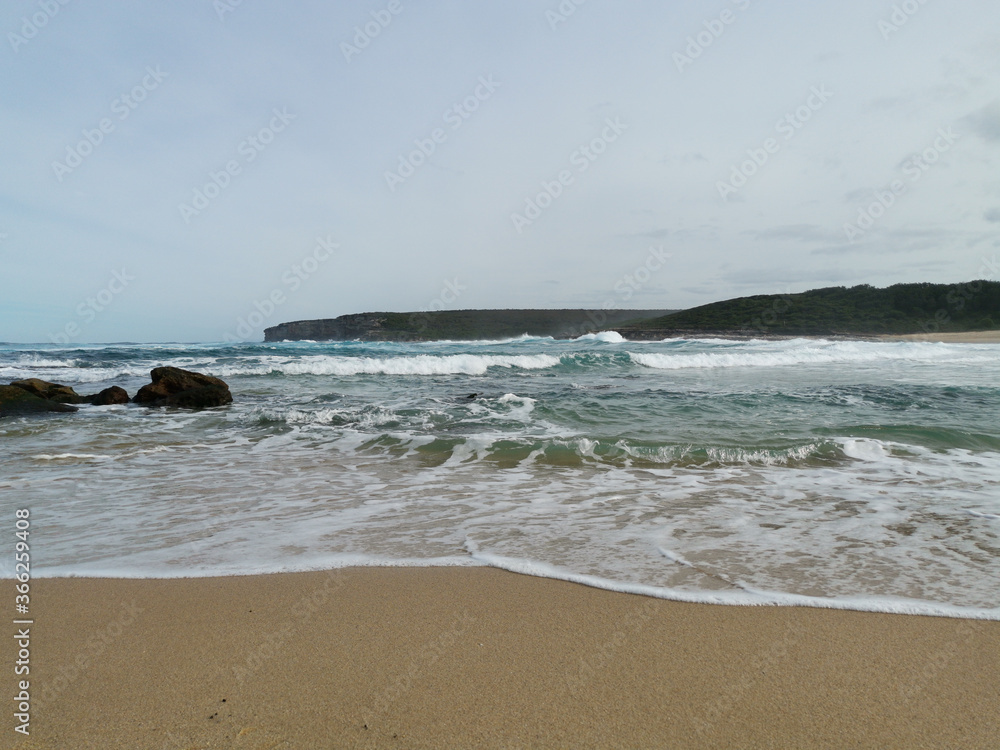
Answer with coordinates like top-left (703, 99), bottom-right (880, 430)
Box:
top-left (2, 0), bottom-right (999, 343)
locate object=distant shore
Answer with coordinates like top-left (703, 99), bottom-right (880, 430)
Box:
top-left (877, 329), bottom-right (1000, 343)
top-left (621, 329), bottom-right (1000, 343)
top-left (12, 568), bottom-right (1000, 748)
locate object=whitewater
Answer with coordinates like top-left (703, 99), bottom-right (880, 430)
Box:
top-left (1, 335), bottom-right (998, 620)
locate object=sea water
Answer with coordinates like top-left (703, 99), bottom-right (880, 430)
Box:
top-left (1, 335), bottom-right (998, 619)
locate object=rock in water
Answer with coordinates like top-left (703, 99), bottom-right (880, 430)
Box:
top-left (0, 385), bottom-right (79, 417)
top-left (133, 367), bottom-right (233, 409)
top-left (10, 378), bottom-right (86, 404)
top-left (163, 386), bottom-right (232, 409)
top-left (87, 386), bottom-right (130, 406)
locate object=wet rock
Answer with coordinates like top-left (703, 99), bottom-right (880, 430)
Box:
top-left (163, 386), bottom-right (232, 409)
top-left (133, 367), bottom-right (233, 409)
top-left (10, 378), bottom-right (86, 404)
top-left (87, 386), bottom-right (130, 406)
top-left (0, 385), bottom-right (78, 417)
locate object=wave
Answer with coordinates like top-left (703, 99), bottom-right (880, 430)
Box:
top-left (0, 365), bottom-right (153, 383)
top-left (628, 340), bottom-right (991, 370)
top-left (30, 453), bottom-right (111, 461)
top-left (242, 419), bottom-right (857, 467)
top-left (575, 331), bottom-right (626, 343)
top-left (411, 334), bottom-right (557, 346)
top-left (0, 353), bottom-right (564, 382)
top-left (465, 545), bottom-right (1000, 620)
top-left (243, 354), bottom-right (562, 377)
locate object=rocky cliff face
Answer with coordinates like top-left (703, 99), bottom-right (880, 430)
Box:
top-left (263, 310), bottom-right (678, 342)
top-left (264, 314), bottom-right (399, 342)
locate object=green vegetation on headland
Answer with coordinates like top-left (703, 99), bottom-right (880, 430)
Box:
top-left (263, 309), bottom-right (678, 342)
top-left (263, 281), bottom-right (1000, 342)
top-left (620, 281), bottom-right (1000, 338)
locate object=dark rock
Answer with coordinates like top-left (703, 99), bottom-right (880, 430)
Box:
top-left (10, 378), bottom-right (86, 404)
top-left (133, 367), bottom-right (233, 409)
top-left (87, 386), bottom-right (130, 406)
top-left (164, 385), bottom-right (233, 409)
top-left (0, 385), bottom-right (78, 417)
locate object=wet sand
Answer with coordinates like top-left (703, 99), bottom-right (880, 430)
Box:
top-left (6, 568), bottom-right (999, 749)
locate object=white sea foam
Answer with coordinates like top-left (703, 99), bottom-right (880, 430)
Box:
top-left (221, 353), bottom-right (562, 377)
top-left (36, 555), bottom-right (478, 579)
top-left (496, 393), bottom-right (536, 421)
top-left (13, 356), bottom-right (78, 368)
top-left (576, 331), bottom-right (626, 343)
top-left (1, 366), bottom-right (152, 384)
top-left (1, 354), bottom-right (563, 383)
top-left (841, 438), bottom-right (892, 461)
top-left (465, 545), bottom-right (1000, 620)
top-left (414, 334), bottom-right (555, 345)
top-left (629, 340), bottom-right (993, 370)
top-left (31, 453), bottom-right (111, 461)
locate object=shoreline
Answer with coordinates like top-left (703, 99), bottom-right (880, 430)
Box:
top-left (621, 329), bottom-right (1000, 343)
top-left (875, 329), bottom-right (1000, 343)
top-left (8, 567), bottom-right (999, 748)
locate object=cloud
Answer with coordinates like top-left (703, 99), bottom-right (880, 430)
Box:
top-left (629, 228), bottom-right (672, 239)
top-left (843, 188), bottom-right (874, 204)
top-left (962, 100), bottom-right (1000, 143)
top-left (718, 266), bottom-right (863, 287)
top-left (985, 208), bottom-right (1000, 223)
top-left (747, 225), bottom-right (838, 243)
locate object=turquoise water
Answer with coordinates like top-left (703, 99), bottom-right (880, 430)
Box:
top-left (2, 334), bottom-right (998, 618)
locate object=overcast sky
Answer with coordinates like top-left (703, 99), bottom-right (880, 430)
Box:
top-left (2, 0), bottom-right (999, 343)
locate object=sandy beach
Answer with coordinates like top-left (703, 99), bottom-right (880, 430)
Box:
top-left (878, 329), bottom-right (1000, 343)
top-left (4, 568), bottom-right (998, 749)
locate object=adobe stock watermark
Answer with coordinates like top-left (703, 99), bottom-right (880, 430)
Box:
top-left (33, 601), bottom-right (143, 715)
top-left (213, 0), bottom-right (246, 22)
top-left (178, 107), bottom-right (295, 223)
top-left (673, 0), bottom-right (752, 73)
top-left (546, 0), bottom-right (588, 31)
top-left (7, 0), bottom-right (72, 54)
top-left (878, 0), bottom-right (932, 40)
top-left (366, 609), bottom-right (475, 725)
top-left (384, 75), bottom-right (500, 192)
top-left (340, 0), bottom-right (403, 64)
top-left (510, 117), bottom-right (627, 234)
top-left (49, 268), bottom-right (135, 344)
top-left (692, 621), bottom-right (803, 737)
top-left (717, 85), bottom-right (833, 200)
top-left (223, 570), bottom-right (347, 685)
top-left (916, 257), bottom-right (999, 334)
top-left (223, 235), bottom-right (337, 341)
top-left (743, 287), bottom-right (796, 334)
top-left (566, 598), bottom-right (659, 696)
top-left (843, 126), bottom-right (958, 242)
top-left (52, 66), bottom-right (169, 183)
top-left (897, 619), bottom-right (986, 704)
top-left (407, 278), bottom-right (467, 336)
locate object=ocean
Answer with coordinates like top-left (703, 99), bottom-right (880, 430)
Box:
top-left (2, 334), bottom-right (998, 619)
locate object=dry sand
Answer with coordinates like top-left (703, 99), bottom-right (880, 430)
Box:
top-left (5, 568), bottom-right (999, 749)
top-left (878, 329), bottom-right (1000, 343)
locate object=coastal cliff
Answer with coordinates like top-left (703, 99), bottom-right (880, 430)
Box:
top-left (264, 281), bottom-right (1000, 342)
top-left (263, 309), bottom-right (677, 342)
